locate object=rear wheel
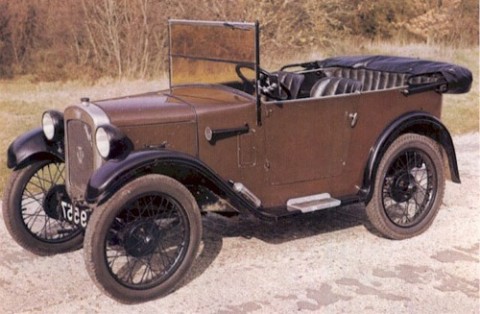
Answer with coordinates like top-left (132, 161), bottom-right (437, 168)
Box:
top-left (84, 174), bottom-right (202, 303)
top-left (2, 160), bottom-right (83, 255)
top-left (366, 134), bottom-right (445, 239)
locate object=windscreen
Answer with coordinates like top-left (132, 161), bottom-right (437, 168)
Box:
top-left (169, 20), bottom-right (258, 92)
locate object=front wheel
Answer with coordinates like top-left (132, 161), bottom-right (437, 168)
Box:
top-left (84, 174), bottom-right (202, 303)
top-left (366, 134), bottom-right (445, 240)
top-left (2, 160), bottom-right (83, 255)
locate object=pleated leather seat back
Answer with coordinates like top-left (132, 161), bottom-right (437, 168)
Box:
top-left (310, 77), bottom-right (363, 97)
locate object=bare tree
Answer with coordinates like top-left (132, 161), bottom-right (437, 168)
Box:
top-left (0, 0), bottom-right (477, 80)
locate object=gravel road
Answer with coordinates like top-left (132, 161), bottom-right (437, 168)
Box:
top-left (1, 133), bottom-right (478, 313)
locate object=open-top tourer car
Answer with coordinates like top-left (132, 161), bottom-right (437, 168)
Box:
top-left (3, 20), bottom-right (472, 303)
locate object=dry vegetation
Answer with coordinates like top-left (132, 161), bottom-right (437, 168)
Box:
top-left (0, 0), bottom-right (478, 191)
top-left (0, 0), bottom-right (478, 80)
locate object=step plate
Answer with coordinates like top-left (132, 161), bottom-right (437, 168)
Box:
top-left (287, 193), bottom-right (341, 213)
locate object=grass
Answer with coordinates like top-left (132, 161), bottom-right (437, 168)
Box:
top-left (0, 43), bottom-right (478, 194)
top-left (0, 78), bottom-right (167, 194)
top-left (357, 42), bottom-right (479, 135)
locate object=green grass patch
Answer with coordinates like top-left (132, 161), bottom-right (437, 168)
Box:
top-left (0, 79), bottom-right (165, 194)
top-left (441, 47), bottom-right (479, 134)
top-left (0, 100), bottom-right (50, 193)
top-left (443, 102), bottom-right (479, 134)
top-left (349, 42), bottom-right (479, 135)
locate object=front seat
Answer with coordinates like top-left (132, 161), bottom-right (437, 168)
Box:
top-left (274, 71), bottom-right (305, 99)
top-left (310, 77), bottom-right (362, 97)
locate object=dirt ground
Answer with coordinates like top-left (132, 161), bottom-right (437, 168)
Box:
top-left (0, 133), bottom-right (478, 313)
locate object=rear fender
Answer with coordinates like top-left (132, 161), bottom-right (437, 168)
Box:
top-left (7, 128), bottom-right (64, 169)
top-left (85, 150), bottom-right (255, 214)
top-left (360, 112), bottom-right (460, 203)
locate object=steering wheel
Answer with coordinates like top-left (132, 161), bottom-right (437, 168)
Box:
top-left (235, 64), bottom-right (291, 100)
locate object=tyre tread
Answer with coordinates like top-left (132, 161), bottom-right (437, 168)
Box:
top-left (2, 161), bottom-right (83, 255)
top-left (84, 174), bottom-right (202, 303)
top-left (366, 133), bottom-right (445, 240)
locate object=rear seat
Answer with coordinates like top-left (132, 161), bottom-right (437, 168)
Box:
top-left (323, 67), bottom-right (407, 91)
top-left (310, 77), bottom-right (363, 97)
top-left (321, 67), bottom-right (439, 92)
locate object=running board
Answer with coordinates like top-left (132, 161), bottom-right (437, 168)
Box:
top-left (287, 193), bottom-right (341, 213)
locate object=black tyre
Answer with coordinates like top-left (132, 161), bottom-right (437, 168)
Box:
top-left (366, 134), bottom-right (445, 240)
top-left (2, 160), bottom-right (83, 255)
top-left (84, 174), bottom-right (202, 303)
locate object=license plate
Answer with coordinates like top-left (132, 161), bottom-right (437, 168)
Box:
top-left (60, 201), bottom-right (90, 228)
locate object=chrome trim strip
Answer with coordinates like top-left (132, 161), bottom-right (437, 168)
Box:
top-left (79, 101), bottom-right (110, 168)
top-left (83, 102), bottom-right (111, 125)
top-left (168, 19), bottom-right (255, 28)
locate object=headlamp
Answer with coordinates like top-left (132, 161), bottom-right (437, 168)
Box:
top-left (42, 111), bottom-right (64, 141)
top-left (95, 125), bottom-right (131, 160)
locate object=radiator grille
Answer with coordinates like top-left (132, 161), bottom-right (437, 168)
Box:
top-left (67, 120), bottom-right (94, 199)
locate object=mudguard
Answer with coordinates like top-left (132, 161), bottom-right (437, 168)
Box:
top-left (360, 112), bottom-right (460, 202)
top-left (7, 128), bottom-right (64, 169)
top-left (85, 149), bottom-right (255, 214)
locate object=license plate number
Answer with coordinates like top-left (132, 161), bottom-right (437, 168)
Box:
top-left (61, 201), bottom-right (90, 228)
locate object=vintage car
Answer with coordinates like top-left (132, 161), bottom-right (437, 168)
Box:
top-left (3, 20), bottom-right (472, 303)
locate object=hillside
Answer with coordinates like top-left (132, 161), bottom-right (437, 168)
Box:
top-left (0, 0), bottom-right (478, 80)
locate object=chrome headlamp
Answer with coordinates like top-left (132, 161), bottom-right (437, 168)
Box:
top-left (95, 127), bottom-right (110, 158)
top-left (42, 110), bottom-right (64, 141)
top-left (95, 125), bottom-right (131, 160)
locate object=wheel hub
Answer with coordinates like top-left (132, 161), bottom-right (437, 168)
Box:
top-left (43, 185), bottom-right (69, 220)
top-left (391, 173), bottom-right (417, 202)
top-left (123, 220), bottom-right (160, 257)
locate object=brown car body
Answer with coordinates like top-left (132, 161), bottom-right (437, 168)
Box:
top-left (71, 83), bottom-right (442, 210)
top-left (4, 20), bottom-right (472, 302)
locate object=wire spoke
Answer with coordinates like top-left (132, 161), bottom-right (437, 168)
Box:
top-left (105, 193), bottom-right (188, 288)
top-left (19, 161), bottom-right (80, 243)
top-left (382, 148), bottom-right (436, 228)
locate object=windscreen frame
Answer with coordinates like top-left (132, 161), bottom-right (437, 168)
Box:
top-left (168, 19), bottom-right (262, 124)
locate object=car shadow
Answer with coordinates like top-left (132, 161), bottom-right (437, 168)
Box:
top-left (204, 203), bottom-right (378, 243)
top-left (181, 203), bottom-right (378, 288)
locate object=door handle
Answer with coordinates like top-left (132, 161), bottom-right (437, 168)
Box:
top-left (349, 112), bottom-right (358, 128)
top-left (205, 124), bottom-right (249, 144)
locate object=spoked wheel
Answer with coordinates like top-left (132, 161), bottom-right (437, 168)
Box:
top-left (366, 134), bottom-right (445, 239)
top-left (2, 160), bottom-right (83, 255)
top-left (84, 174), bottom-right (202, 303)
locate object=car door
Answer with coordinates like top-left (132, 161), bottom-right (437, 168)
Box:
top-left (263, 95), bottom-right (358, 187)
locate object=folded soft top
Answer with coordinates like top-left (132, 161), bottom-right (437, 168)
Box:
top-left (303, 55), bottom-right (472, 94)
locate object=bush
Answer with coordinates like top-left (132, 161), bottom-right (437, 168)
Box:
top-left (0, 0), bottom-right (477, 80)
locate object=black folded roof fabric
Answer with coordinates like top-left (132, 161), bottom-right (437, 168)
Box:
top-left (310, 55), bottom-right (472, 94)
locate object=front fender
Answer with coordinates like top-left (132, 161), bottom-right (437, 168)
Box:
top-left (7, 128), bottom-right (64, 169)
top-left (360, 112), bottom-right (460, 202)
top-left (85, 150), bottom-right (255, 214)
